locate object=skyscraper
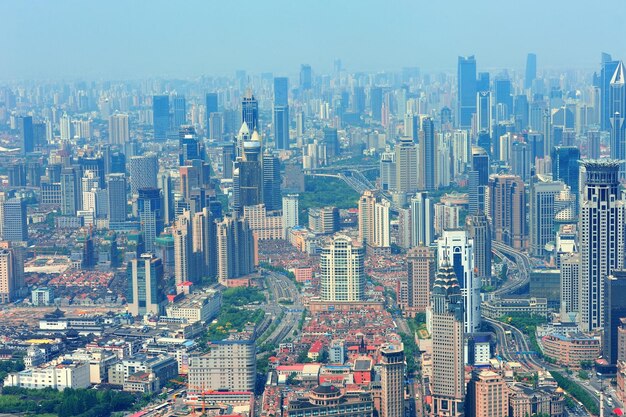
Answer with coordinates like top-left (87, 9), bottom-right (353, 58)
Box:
top-left (395, 137), bottom-right (419, 195)
top-left (410, 192), bottom-right (434, 247)
top-left (379, 344), bottom-right (405, 417)
top-left (137, 188), bottom-right (163, 253)
top-left (457, 55), bottom-right (477, 129)
top-left (299, 64), bottom-right (312, 91)
top-left (370, 86), bottom-right (383, 122)
top-left (431, 262), bottom-right (465, 417)
top-left (467, 212), bottom-right (492, 287)
top-left (241, 92), bottom-right (259, 132)
top-left (320, 235), bottom-right (364, 302)
top-left (488, 175), bottom-right (527, 250)
top-left (1, 198), bottom-right (28, 243)
top-left (216, 214), bottom-right (255, 284)
top-left (560, 253), bottom-right (580, 315)
top-left (205, 92), bottom-right (218, 134)
top-left (171, 95), bottom-right (187, 130)
top-left (109, 113), bottom-right (130, 145)
top-left (173, 210), bottom-right (196, 285)
top-left (358, 190), bottom-right (390, 251)
top-left (262, 151), bottom-right (282, 211)
top-left (580, 160), bottom-right (626, 332)
top-left (529, 177), bottom-right (566, 257)
top-left (525, 53), bottom-right (537, 90)
top-left (468, 147), bottom-right (489, 214)
top-left (128, 153), bottom-right (158, 195)
top-left (476, 91), bottom-right (492, 134)
top-left (60, 167), bottom-right (80, 216)
top-left (438, 229), bottom-right (479, 333)
top-left (405, 246), bottom-right (435, 315)
top-left (466, 370), bottom-right (509, 417)
top-left (192, 207), bottom-right (217, 281)
top-left (153, 95), bottom-right (170, 140)
top-left (106, 173), bottom-right (127, 225)
top-left (604, 271), bottom-right (626, 368)
top-left (419, 116), bottom-right (436, 190)
top-left (551, 146), bottom-right (581, 213)
top-left (494, 77), bottom-right (513, 122)
top-left (609, 61), bottom-right (626, 178)
top-left (233, 132), bottom-right (262, 213)
top-left (17, 115), bottom-right (34, 154)
top-left (282, 194), bottom-right (299, 238)
top-left (273, 78), bottom-right (290, 149)
top-left (0, 246), bottom-right (22, 304)
top-left (601, 55), bottom-right (620, 131)
top-left (127, 253), bottom-right (165, 316)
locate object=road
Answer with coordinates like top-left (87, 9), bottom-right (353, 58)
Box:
top-left (260, 270), bottom-right (304, 346)
top-left (491, 241), bottom-right (532, 297)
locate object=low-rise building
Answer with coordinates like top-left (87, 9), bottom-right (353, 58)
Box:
top-left (4, 358), bottom-right (90, 390)
top-left (108, 354), bottom-right (178, 390)
top-left (508, 384), bottom-right (564, 417)
top-left (481, 298), bottom-right (548, 320)
top-left (165, 289), bottom-right (221, 324)
top-left (287, 384), bottom-right (374, 417)
top-left (31, 287), bottom-right (55, 306)
top-left (541, 333), bottom-right (600, 368)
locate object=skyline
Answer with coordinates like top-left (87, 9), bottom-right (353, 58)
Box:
top-left (1, 0), bottom-right (626, 80)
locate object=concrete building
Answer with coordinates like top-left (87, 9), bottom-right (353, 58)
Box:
top-left (541, 333), bottom-right (600, 368)
top-left (31, 287), bottom-right (54, 306)
top-left (128, 153), bottom-right (158, 196)
top-left (394, 136), bottom-right (419, 195)
top-left (216, 214), bottom-right (255, 284)
top-left (287, 385), bottom-right (374, 417)
top-left (320, 235), bottom-right (365, 302)
top-left (402, 246), bottom-right (435, 316)
top-left (466, 212), bottom-right (492, 287)
top-left (560, 253), bottom-right (580, 315)
top-left (466, 370), bottom-right (509, 417)
top-left (411, 192), bottom-right (434, 247)
top-left (488, 174), bottom-right (527, 250)
top-left (109, 113), bottom-right (130, 145)
top-left (244, 204), bottom-right (283, 240)
top-left (4, 358), bottom-right (90, 390)
top-left (173, 211), bottom-right (195, 285)
top-left (308, 206), bottom-right (339, 235)
top-left (530, 177), bottom-right (566, 257)
top-left (127, 253), bottom-right (165, 316)
top-left (165, 290), bottom-right (221, 324)
top-left (379, 344), bottom-right (405, 417)
top-left (358, 190), bottom-right (390, 251)
top-left (282, 194), bottom-right (299, 238)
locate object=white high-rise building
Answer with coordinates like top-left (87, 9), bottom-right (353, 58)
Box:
top-left (529, 177), bottom-right (566, 257)
top-left (410, 192), bottom-right (434, 247)
top-left (0, 248), bottom-right (15, 304)
top-left (109, 113), bottom-right (130, 145)
top-left (320, 235), bottom-right (365, 302)
top-left (437, 229), bottom-right (480, 333)
top-left (560, 252), bottom-right (580, 316)
top-left (282, 194), bottom-right (299, 238)
top-left (173, 211), bottom-right (194, 286)
top-left (579, 160), bottom-right (626, 331)
top-left (358, 190), bottom-right (390, 250)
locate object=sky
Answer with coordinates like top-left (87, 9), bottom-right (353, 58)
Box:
top-left (1, 0), bottom-right (625, 80)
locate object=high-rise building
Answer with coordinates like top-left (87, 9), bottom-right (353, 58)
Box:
top-left (320, 235), bottom-right (364, 302)
top-left (233, 132), bottom-right (263, 213)
top-left (476, 91), bottom-right (492, 134)
top-left (282, 194), bottom-right (299, 238)
top-left (370, 86), bottom-right (383, 122)
top-left (551, 146), bottom-right (581, 213)
top-left (274, 77), bottom-right (290, 150)
top-left (179, 125), bottom-right (201, 165)
top-left (241, 92), bottom-right (259, 132)
top-left (438, 229), bottom-right (479, 333)
top-left (609, 61), bottom-right (626, 178)
top-left (171, 95), bottom-right (186, 130)
top-left (308, 207), bottom-right (339, 235)
top-left (300, 64), bottom-right (312, 91)
top-left (106, 173), bottom-right (127, 225)
top-left (109, 113), bottom-right (130, 145)
top-left (560, 253), bottom-right (580, 315)
top-left (467, 212), bottom-right (492, 287)
top-left (419, 116), bottom-right (436, 190)
top-left (468, 147), bottom-right (489, 214)
top-left (604, 271), bottom-right (626, 368)
top-left (494, 77), bottom-right (513, 122)
top-left (61, 167), bottom-right (80, 216)
top-left (17, 115), bottom-right (34, 154)
top-left (529, 177), bottom-right (566, 257)
top-left (153, 95), bottom-right (170, 140)
top-left (2, 198), bottom-right (28, 243)
top-left (173, 211), bottom-right (196, 285)
top-left (525, 53), bottom-right (537, 90)
top-left (379, 344), bottom-right (405, 417)
top-left (137, 188), bottom-right (163, 253)
top-left (380, 151), bottom-right (396, 191)
top-left (488, 175), bottom-right (527, 250)
top-left (457, 55), bottom-right (477, 129)
top-left (127, 253), bottom-right (165, 316)
top-left (157, 171), bottom-right (173, 226)
top-left (358, 190), bottom-right (390, 250)
top-left (410, 192), bottom-right (434, 247)
top-left (208, 112), bottom-right (223, 140)
top-left (601, 55), bottom-right (620, 131)
top-left (262, 151), bottom-right (281, 211)
top-left (205, 92), bottom-right (218, 134)
top-left (216, 214), bottom-right (255, 284)
top-left (466, 370), bottom-right (509, 417)
top-left (394, 137), bottom-right (419, 195)
top-left (323, 127), bottom-right (339, 158)
top-left (192, 207), bottom-right (217, 281)
top-left (431, 262), bottom-right (465, 417)
top-left (580, 160), bottom-right (626, 331)
top-left (0, 247), bottom-right (16, 304)
top-left (405, 246), bottom-right (435, 315)
top-left (128, 153), bottom-right (158, 195)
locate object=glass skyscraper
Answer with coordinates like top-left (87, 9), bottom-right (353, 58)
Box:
top-left (457, 56), bottom-right (477, 129)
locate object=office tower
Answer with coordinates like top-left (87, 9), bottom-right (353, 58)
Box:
top-left (179, 160), bottom-right (211, 214)
top-left (468, 147), bottom-right (489, 214)
top-left (157, 171), bottom-right (173, 226)
top-left (587, 130), bottom-right (601, 159)
top-left (208, 112), bottom-right (223, 140)
top-left (352, 86), bottom-right (366, 115)
top-left (529, 177), bottom-right (566, 257)
top-left (137, 188), bottom-right (163, 253)
top-left (299, 64), bottom-right (312, 91)
top-left (60, 113), bottom-right (71, 141)
top-left (609, 62), bottom-right (626, 178)
top-left (262, 151), bottom-right (281, 211)
top-left (127, 253), bottom-right (165, 316)
top-left (179, 125), bottom-right (201, 165)
top-left (410, 192), bottom-right (434, 247)
top-left (488, 175), bottom-right (527, 250)
top-left (370, 86), bottom-right (383, 122)
top-left (431, 262), bottom-right (465, 417)
top-left (604, 271), bottom-right (626, 367)
top-left (171, 95), bottom-right (186, 129)
top-left (60, 167), bottom-right (79, 216)
top-left (216, 214), bottom-right (255, 284)
top-left (321, 127), bottom-right (338, 158)
top-left (379, 344), bottom-right (405, 417)
top-left (457, 55), bottom-right (477, 129)
top-left (395, 137), bottom-right (419, 195)
top-left (467, 212), bottom-right (492, 287)
top-left (380, 151), bottom-right (396, 191)
top-left (106, 173), bottom-right (127, 225)
top-left (513, 94), bottom-right (529, 130)
top-left (192, 207), bottom-right (217, 281)
top-left (405, 246), bottom-right (435, 315)
top-left (173, 211), bottom-right (196, 285)
top-left (404, 113), bottom-right (419, 142)
top-left (560, 253), bottom-right (580, 315)
top-left (205, 92), bottom-right (218, 133)
top-left (282, 194), bottom-right (299, 237)
top-left (128, 153), bottom-right (158, 195)
top-left (511, 141), bottom-right (531, 181)
top-left (233, 132), bottom-right (262, 213)
top-left (525, 53), bottom-right (537, 90)
top-left (580, 160), bottom-right (626, 331)
top-left (153, 95), bottom-right (170, 140)
top-left (419, 116), bottom-right (436, 190)
top-left (466, 370), bottom-right (509, 417)
top-left (552, 146), bottom-right (581, 211)
top-left (273, 77), bottom-right (290, 150)
top-left (320, 235), bottom-right (364, 302)
top-left (2, 198), bottom-right (27, 243)
top-left (358, 190), bottom-right (390, 250)
top-left (241, 92), bottom-right (259, 132)
top-left (221, 143), bottom-right (235, 179)
top-left (494, 77), bottom-right (513, 122)
top-left (188, 330), bottom-right (256, 393)
top-left (0, 247), bottom-right (16, 304)
top-left (601, 56), bottom-right (620, 131)
top-left (109, 113), bottom-right (130, 145)
top-left (476, 90), bottom-right (491, 134)
top-left (17, 115), bottom-right (34, 154)
top-left (438, 229), bottom-right (479, 333)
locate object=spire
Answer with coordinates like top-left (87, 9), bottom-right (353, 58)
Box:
top-left (238, 121), bottom-right (250, 136)
top-left (611, 61), bottom-right (625, 85)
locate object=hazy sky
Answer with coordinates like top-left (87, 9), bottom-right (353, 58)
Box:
top-left (1, 0), bottom-right (625, 80)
